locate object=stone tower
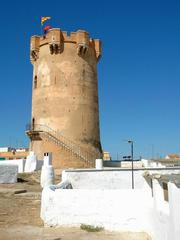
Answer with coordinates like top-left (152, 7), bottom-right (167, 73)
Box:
top-left (26, 28), bottom-right (102, 168)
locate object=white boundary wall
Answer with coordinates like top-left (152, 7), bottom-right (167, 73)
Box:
top-left (0, 159), bottom-right (43, 173)
top-left (62, 169), bottom-right (146, 189)
top-left (41, 168), bottom-right (180, 240)
top-left (0, 165), bottom-right (18, 183)
top-left (0, 159), bottom-right (25, 173)
top-left (24, 151), bottom-right (43, 173)
top-left (62, 168), bottom-right (180, 189)
top-left (41, 187), bottom-right (154, 233)
top-left (168, 183), bottom-right (180, 240)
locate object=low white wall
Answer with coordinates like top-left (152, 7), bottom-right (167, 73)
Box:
top-left (41, 187), bottom-right (153, 233)
top-left (144, 179), bottom-right (180, 240)
top-left (151, 180), bottom-right (169, 240)
top-left (0, 164), bottom-right (18, 183)
top-left (141, 159), bottom-right (165, 168)
top-left (62, 168), bottom-right (180, 189)
top-left (62, 169), bottom-right (146, 189)
top-left (167, 183), bottom-right (180, 240)
top-left (41, 169), bottom-right (180, 240)
top-left (0, 159), bottom-right (25, 173)
top-left (0, 159), bottom-right (43, 173)
top-left (24, 151), bottom-right (43, 173)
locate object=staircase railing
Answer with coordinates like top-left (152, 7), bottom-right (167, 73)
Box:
top-left (26, 124), bottom-right (100, 167)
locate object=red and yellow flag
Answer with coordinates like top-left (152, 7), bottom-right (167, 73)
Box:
top-left (41, 16), bottom-right (51, 26)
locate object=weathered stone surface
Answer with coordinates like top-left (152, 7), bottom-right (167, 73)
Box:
top-left (0, 165), bottom-right (18, 183)
top-left (27, 28), bottom-right (102, 168)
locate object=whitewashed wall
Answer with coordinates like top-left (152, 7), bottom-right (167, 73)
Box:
top-left (41, 170), bottom-right (154, 234)
top-left (41, 187), bottom-right (154, 234)
top-left (0, 159), bottom-right (43, 173)
top-left (62, 170), bottom-right (146, 189)
top-left (151, 179), bottom-right (169, 240)
top-left (62, 168), bottom-right (180, 189)
top-left (168, 183), bottom-right (180, 240)
top-left (41, 169), bottom-right (180, 240)
top-left (0, 159), bottom-right (25, 173)
top-left (0, 165), bottom-right (18, 183)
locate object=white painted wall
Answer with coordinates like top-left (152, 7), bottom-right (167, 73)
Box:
top-left (0, 158), bottom-right (43, 173)
top-left (0, 164), bottom-right (18, 183)
top-left (168, 183), bottom-right (180, 240)
top-left (62, 168), bottom-right (180, 189)
top-left (151, 180), bottom-right (169, 240)
top-left (0, 159), bottom-right (25, 173)
top-left (41, 187), bottom-right (154, 234)
top-left (0, 147), bottom-right (11, 152)
top-left (141, 159), bottom-right (165, 168)
top-left (41, 152), bottom-right (54, 188)
top-left (41, 170), bottom-right (154, 234)
top-left (41, 169), bottom-right (180, 240)
top-left (62, 170), bottom-right (145, 189)
top-left (24, 151), bottom-right (37, 172)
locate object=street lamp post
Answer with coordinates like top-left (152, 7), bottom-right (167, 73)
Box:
top-left (128, 140), bottom-right (134, 189)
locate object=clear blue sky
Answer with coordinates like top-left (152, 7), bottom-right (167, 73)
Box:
top-left (0, 0), bottom-right (179, 159)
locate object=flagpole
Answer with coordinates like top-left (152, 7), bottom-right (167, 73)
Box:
top-left (40, 16), bottom-right (43, 36)
top-left (40, 16), bottom-right (51, 37)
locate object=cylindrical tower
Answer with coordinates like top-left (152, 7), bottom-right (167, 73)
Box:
top-left (27, 28), bottom-right (102, 168)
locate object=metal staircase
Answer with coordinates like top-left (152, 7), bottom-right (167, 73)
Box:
top-left (26, 124), bottom-right (100, 167)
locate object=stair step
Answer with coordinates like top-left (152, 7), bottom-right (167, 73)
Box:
top-left (38, 127), bottom-right (95, 166)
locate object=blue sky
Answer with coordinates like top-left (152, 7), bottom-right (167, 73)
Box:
top-left (0, 0), bottom-right (179, 159)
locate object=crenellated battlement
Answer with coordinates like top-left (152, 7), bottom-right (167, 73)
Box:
top-left (30, 28), bottom-right (102, 63)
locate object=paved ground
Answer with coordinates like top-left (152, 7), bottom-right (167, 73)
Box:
top-left (0, 172), bottom-right (151, 240)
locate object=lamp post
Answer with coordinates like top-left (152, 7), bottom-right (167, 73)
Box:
top-left (128, 140), bottom-right (134, 189)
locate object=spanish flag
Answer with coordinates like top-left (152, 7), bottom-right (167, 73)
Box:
top-left (41, 16), bottom-right (51, 26)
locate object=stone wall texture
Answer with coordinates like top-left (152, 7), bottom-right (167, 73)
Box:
top-left (28, 29), bottom-right (102, 168)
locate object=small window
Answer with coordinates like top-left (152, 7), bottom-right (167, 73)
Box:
top-left (32, 118), bottom-right (35, 130)
top-left (34, 76), bottom-right (37, 88)
top-left (163, 182), bottom-right (169, 202)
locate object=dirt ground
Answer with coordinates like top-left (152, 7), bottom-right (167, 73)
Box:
top-left (0, 172), bottom-right (151, 240)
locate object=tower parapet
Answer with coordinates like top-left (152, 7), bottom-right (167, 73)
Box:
top-left (30, 29), bottom-right (101, 63)
top-left (30, 35), bottom-right (40, 63)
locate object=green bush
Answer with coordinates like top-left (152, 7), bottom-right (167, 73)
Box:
top-left (80, 224), bottom-right (104, 232)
